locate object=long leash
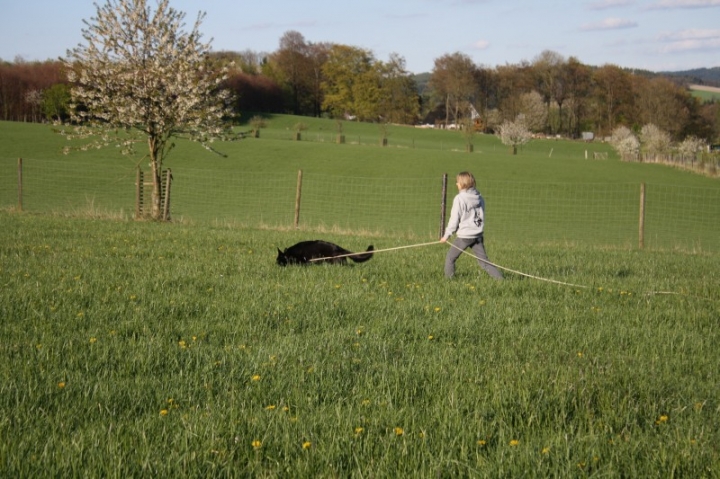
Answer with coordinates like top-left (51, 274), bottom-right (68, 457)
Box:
top-left (308, 241), bottom-right (442, 262)
top-left (307, 240), bottom-right (716, 301)
top-left (447, 242), bottom-right (591, 289)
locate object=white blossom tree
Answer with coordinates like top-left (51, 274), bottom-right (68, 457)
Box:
top-left (678, 135), bottom-right (707, 164)
top-left (639, 123), bottom-right (672, 162)
top-left (496, 118), bottom-right (532, 155)
top-left (62, 0), bottom-right (234, 220)
top-left (609, 126), bottom-right (639, 161)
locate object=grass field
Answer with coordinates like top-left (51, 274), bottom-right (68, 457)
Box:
top-left (1, 116), bottom-right (720, 476)
top-left (2, 119), bottom-right (720, 253)
top-left (1, 212), bottom-right (719, 477)
top-left (689, 85), bottom-right (720, 103)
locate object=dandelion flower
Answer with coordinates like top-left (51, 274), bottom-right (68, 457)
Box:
top-left (89, 337), bottom-right (97, 344)
top-left (265, 405), bottom-right (276, 411)
top-left (509, 439), bottom-right (520, 446)
top-left (251, 440), bottom-right (262, 449)
top-left (394, 427), bottom-right (404, 436)
top-left (434, 307), bottom-right (441, 312)
top-left (477, 439), bottom-right (487, 446)
top-left (251, 375), bottom-right (261, 381)
top-left (302, 441), bottom-right (312, 450)
top-left (57, 382), bottom-right (66, 389)
top-left (160, 409), bottom-right (168, 416)
top-left (354, 427), bottom-right (364, 435)
top-left (542, 447), bottom-right (550, 454)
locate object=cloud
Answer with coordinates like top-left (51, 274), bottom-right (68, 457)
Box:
top-left (657, 28), bottom-right (720, 52)
top-left (647, 0), bottom-right (720, 9)
top-left (586, 0), bottom-right (635, 10)
top-left (472, 40), bottom-right (491, 50)
top-left (581, 17), bottom-right (638, 30)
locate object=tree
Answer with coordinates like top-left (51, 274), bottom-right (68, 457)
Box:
top-left (429, 52), bottom-right (477, 127)
top-left (375, 53), bottom-right (419, 124)
top-left (593, 64), bottom-right (633, 135)
top-left (609, 126), bottom-right (639, 161)
top-left (639, 123), bottom-right (672, 161)
top-left (496, 118), bottom-right (532, 154)
top-left (42, 83), bottom-right (71, 122)
top-left (62, 0), bottom-right (233, 220)
top-left (321, 44), bottom-right (375, 119)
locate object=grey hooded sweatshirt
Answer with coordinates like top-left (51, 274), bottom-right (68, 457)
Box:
top-left (442, 187), bottom-right (485, 240)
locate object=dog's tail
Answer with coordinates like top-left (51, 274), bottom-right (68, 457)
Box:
top-left (349, 245), bottom-right (374, 263)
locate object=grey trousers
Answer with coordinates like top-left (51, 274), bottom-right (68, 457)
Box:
top-left (445, 236), bottom-right (504, 279)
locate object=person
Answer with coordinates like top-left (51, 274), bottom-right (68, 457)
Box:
top-left (440, 171), bottom-right (503, 280)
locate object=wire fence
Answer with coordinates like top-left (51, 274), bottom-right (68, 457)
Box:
top-left (2, 157), bottom-right (720, 253)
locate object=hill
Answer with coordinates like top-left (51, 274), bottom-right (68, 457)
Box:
top-left (659, 66), bottom-right (720, 87)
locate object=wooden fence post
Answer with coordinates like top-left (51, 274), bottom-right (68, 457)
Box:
top-left (294, 169), bottom-right (303, 229)
top-left (439, 173), bottom-right (448, 239)
top-left (639, 182), bottom-right (646, 249)
top-left (162, 168), bottom-right (173, 221)
top-left (135, 167), bottom-right (143, 220)
top-left (17, 158), bottom-right (23, 212)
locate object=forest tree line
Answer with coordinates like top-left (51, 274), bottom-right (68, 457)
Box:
top-left (1, 30), bottom-right (719, 143)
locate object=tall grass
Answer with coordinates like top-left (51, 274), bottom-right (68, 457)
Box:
top-left (1, 212), bottom-right (718, 477)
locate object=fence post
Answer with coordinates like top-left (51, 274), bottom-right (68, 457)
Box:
top-left (135, 167), bottom-right (143, 219)
top-left (17, 158), bottom-right (23, 212)
top-left (439, 173), bottom-right (448, 239)
top-left (294, 169), bottom-right (303, 229)
top-left (162, 168), bottom-right (172, 221)
top-left (639, 182), bottom-right (646, 249)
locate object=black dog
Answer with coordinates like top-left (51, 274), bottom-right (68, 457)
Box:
top-left (276, 240), bottom-right (374, 266)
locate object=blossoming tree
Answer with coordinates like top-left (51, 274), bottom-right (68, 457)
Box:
top-left (62, 0), bottom-right (234, 220)
top-left (496, 118), bottom-right (532, 155)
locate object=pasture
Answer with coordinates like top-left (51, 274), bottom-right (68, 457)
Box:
top-left (1, 118), bottom-right (720, 476)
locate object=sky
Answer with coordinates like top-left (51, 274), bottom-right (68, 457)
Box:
top-left (1, 0), bottom-right (719, 74)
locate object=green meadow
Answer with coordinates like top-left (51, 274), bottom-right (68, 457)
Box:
top-left (1, 118), bottom-right (719, 476)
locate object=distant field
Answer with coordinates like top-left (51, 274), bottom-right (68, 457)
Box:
top-left (689, 84), bottom-right (720, 102)
top-left (2, 118), bottom-right (719, 252)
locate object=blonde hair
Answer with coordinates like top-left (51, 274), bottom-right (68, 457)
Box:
top-left (456, 171), bottom-right (476, 190)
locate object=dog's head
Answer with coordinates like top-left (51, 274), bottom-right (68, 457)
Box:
top-left (276, 248), bottom-right (288, 266)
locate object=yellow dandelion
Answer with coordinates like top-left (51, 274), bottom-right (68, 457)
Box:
top-left (434, 307), bottom-right (441, 312)
top-left (655, 414), bottom-right (669, 424)
top-left (428, 335), bottom-right (434, 340)
top-left (542, 447), bottom-right (550, 454)
top-left (577, 351), bottom-right (584, 358)
top-left (477, 439), bottom-right (487, 446)
top-left (178, 340), bottom-right (187, 349)
top-left (265, 405), bottom-right (276, 411)
top-left (251, 440), bottom-right (262, 449)
top-left (77, 311), bottom-right (85, 318)
top-left (302, 441), bottom-right (312, 450)
top-left (509, 439), bottom-right (520, 446)
top-left (251, 374), bottom-right (261, 381)
top-left (89, 337), bottom-right (97, 344)
top-left (394, 427), bottom-right (404, 436)
top-left (282, 406), bottom-right (290, 412)
top-left (160, 409), bottom-right (168, 416)
top-left (354, 427), bottom-right (364, 435)
top-left (361, 399), bottom-right (371, 406)
top-left (57, 381), bottom-right (66, 389)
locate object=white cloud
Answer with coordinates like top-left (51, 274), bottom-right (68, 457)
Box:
top-left (473, 40), bottom-right (490, 50)
top-left (657, 28), bottom-right (720, 52)
top-left (586, 0), bottom-right (635, 10)
top-left (581, 17), bottom-right (638, 30)
top-left (648, 0), bottom-right (720, 9)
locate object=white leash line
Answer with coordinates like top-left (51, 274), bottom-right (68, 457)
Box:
top-left (307, 240), bottom-right (716, 301)
top-left (448, 242), bottom-right (591, 289)
top-left (308, 240), bottom-right (442, 262)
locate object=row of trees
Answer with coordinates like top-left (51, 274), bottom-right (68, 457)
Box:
top-left (2, 30), bottom-right (720, 143)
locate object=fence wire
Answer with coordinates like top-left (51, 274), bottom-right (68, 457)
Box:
top-left (2, 158), bottom-right (719, 253)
